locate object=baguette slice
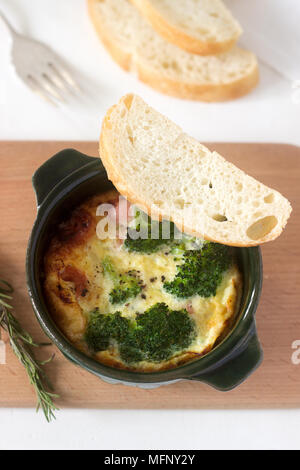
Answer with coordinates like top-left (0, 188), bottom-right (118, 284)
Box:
top-left (100, 94), bottom-right (292, 246)
top-left (88, 0), bottom-right (258, 102)
top-left (130, 0), bottom-right (242, 55)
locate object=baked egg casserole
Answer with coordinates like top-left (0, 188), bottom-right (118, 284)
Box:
top-left (43, 190), bottom-right (242, 372)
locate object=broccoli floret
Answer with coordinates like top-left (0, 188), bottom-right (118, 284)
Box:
top-left (109, 311), bottom-right (132, 342)
top-left (84, 308), bottom-right (112, 352)
top-left (102, 257), bottom-right (142, 305)
top-left (119, 341), bottom-right (144, 364)
top-left (109, 275), bottom-right (142, 305)
top-left (124, 211), bottom-right (178, 254)
top-left (124, 236), bottom-right (169, 254)
top-left (85, 310), bottom-right (131, 352)
top-left (101, 257), bottom-right (117, 279)
top-left (164, 242), bottom-right (231, 299)
top-left (84, 303), bottom-right (196, 365)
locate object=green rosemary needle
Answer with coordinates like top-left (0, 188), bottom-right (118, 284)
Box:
top-left (0, 279), bottom-right (59, 422)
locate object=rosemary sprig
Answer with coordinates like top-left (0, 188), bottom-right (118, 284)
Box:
top-left (0, 279), bottom-right (59, 422)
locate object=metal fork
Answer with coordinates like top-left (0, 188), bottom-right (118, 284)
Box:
top-left (0, 10), bottom-right (79, 105)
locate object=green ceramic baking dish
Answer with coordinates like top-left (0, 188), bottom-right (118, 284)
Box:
top-left (26, 149), bottom-right (263, 391)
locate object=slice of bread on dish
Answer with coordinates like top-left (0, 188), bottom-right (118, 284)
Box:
top-left (100, 94), bottom-right (292, 246)
top-left (87, 0), bottom-right (258, 101)
top-left (130, 0), bottom-right (242, 55)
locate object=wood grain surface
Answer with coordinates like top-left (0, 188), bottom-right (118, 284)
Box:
top-left (0, 141), bottom-right (299, 409)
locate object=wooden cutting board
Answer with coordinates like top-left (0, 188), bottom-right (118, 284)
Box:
top-left (0, 141), bottom-right (299, 409)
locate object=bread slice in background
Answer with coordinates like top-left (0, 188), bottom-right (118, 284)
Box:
top-left (100, 94), bottom-right (292, 246)
top-left (87, 0), bottom-right (258, 102)
top-left (130, 0), bottom-right (242, 55)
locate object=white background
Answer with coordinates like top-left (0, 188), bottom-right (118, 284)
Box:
top-left (0, 0), bottom-right (299, 450)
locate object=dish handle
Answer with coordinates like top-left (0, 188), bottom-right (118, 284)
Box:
top-left (32, 149), bottom-right (96, 207)
top-left (188, 325), bottom-right (263, 391)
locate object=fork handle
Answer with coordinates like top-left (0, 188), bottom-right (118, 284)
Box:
top-left (0, 11), bottom-right (18, 37)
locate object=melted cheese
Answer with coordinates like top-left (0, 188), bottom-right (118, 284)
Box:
top-left (43, 190), bottom-right (242, 372)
